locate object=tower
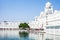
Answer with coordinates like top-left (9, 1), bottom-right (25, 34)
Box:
top-left (44, 2), bottom-right (53, 25)
top-left (45, 2), bottom-right (53, 15)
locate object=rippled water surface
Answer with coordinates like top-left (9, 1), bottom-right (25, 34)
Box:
top-left (0, 30), bottom-right (60, 40)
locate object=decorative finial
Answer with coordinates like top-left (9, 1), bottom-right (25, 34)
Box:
top-left (45, 2), bottom-right (51, 9)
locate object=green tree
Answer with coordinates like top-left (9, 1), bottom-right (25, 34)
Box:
top-left (19, 23), bottom-right (30, 29)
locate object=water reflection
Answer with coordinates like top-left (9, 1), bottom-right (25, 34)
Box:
top-left (19, 31), bottom-right (35, 40)
top-left (19, 31), bottom-right (29, 37)
top-left (40, 33), bottom-right (45, 40)
top-left (19, 31), bottom-right (29, 40)
top-left (0, 30), bottom-right (60, 40)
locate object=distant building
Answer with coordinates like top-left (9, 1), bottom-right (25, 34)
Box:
top-left (0, 21), bottom-right (20, 29)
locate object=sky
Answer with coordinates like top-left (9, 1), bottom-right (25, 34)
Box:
top-left (0, 0), bottom-right (60, 22)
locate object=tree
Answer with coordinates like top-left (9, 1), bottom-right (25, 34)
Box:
top-left (19, 23), bottom-right (30, 29)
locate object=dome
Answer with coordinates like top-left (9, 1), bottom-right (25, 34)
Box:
top-left (45, 2), bottom-right (52, 9)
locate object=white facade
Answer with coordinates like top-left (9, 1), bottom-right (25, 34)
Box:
top-left (29, 2), bottom-right (60, 29)
top-left (0, 21), bottom-right (20, 28)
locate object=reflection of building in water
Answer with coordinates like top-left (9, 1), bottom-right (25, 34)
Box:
top-left (0, 21), bottom-right (20, 29)
top-left (28, 2), bottom-right (60, 29)
top-left (29, 32), bottom-right (46, 40)
top-left (0, 30), bottom-right (60, 40)
top-left (0, 30), bottom-right (19, 38)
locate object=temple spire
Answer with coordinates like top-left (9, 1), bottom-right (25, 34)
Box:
top-left (45, 2), bottom-right (51, 9)
top-left (45, 2), bottom-right (53, 15)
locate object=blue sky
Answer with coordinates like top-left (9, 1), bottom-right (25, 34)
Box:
top-left (0, 0), bottom-right (60, 22)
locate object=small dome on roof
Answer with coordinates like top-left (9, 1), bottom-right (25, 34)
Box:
top-left (45, 2), bottom-right (51, 8)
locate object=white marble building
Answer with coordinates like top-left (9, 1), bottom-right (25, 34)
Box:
top-left (0, 2), bottom-right (60, 30)
top-left (29, 2), bottom-right (60, 29)
top-left (0, 21), bottom-right (20, 29)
